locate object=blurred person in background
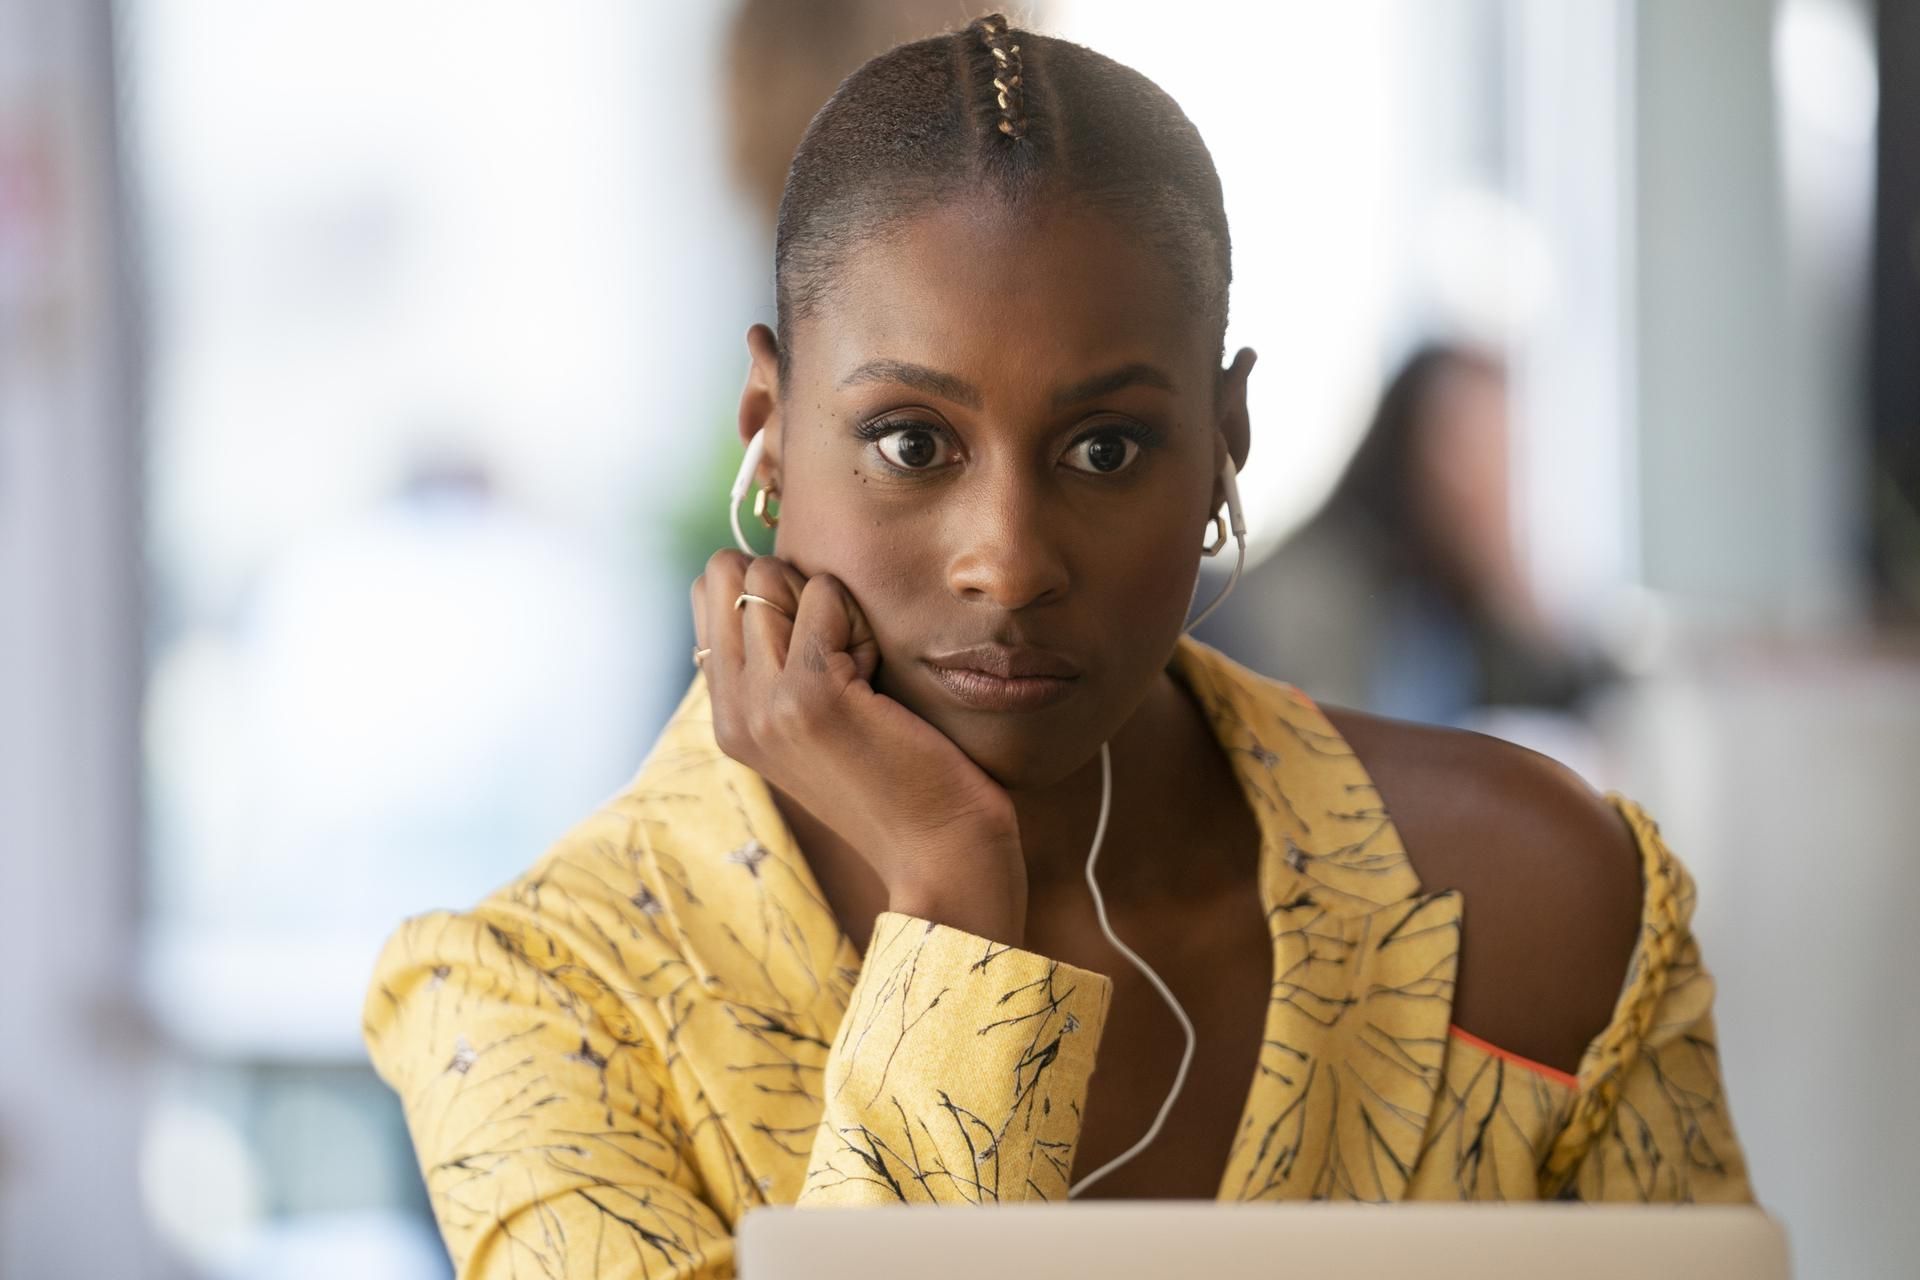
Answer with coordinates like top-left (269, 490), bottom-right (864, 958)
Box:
top-left (1198, 342), bottom-right (1619, 727)
top-left (364, 14), bottom-right (1750, 1278)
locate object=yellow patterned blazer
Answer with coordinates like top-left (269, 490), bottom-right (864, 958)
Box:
top-left (364, 635), bottom-right (1752, 1278)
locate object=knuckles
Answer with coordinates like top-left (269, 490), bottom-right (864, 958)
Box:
top-left (739, 682), bottom-right (815, 748)
top-left (761, 682), bottom-right (815, 740)
top-left (705, 547), bottom-right (750, 576)
top-left (692, 548), bottom-right (750, 614)
top-left (713, 674), bottom-right (823, 763)
top-left (709, 701), bottom-right (751, 763)
top-left (700, 549), bottom-right (834, 771)
top-left (741, 554), bottom-right (802, 610)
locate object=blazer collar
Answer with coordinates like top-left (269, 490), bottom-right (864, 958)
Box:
top-left (1164, 635), bottom-right (1428, 917)
top-left (1164, 639), bottom-right (1462, 1202)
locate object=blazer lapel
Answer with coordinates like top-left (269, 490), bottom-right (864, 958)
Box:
top-left (1172, 639), bottom-right (1461, 1203)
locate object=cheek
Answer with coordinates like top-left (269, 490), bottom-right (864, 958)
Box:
top-left (1078, 507), bottom-right (1206, 639)
top-left (774, 481), bottom-right (932, 651)
top-left (835, 540), bottom-right (926, 635)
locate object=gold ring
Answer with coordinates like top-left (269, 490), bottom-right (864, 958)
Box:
top-left (734, 592), bottom-right (794, 620)
top-left (692, 646), bottom-right (712, 667)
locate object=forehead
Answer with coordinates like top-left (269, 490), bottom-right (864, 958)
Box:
top-left (799, 198), bottom-right (1209, 399)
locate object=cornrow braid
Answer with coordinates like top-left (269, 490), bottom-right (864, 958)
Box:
top-left (971, 14), bottom-right (1028, 139)
top-left (773, 14), bottom-right (1231, 382)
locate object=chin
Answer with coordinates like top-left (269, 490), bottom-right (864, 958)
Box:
top-left (873, 656), bottom-right (1110, 792)
top-left (944, 717), bottom-right (1091, 792)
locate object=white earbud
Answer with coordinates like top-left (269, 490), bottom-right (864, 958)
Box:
top-left (1179, 451), bottom-right (1247, 636)
top-left (730, 430), bottom-right (770, 555)
top-left (724, 430), bottom-right (1244, 1199)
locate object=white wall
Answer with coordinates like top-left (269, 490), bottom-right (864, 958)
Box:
top-left (1634, 0), bottom-right (1868, 630)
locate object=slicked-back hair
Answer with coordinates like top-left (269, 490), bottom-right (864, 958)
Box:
top-left (773, 12), bottom-right (1232, 385)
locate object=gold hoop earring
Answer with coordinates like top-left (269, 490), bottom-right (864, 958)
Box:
top-left (1202, 510), bottom-right (1229, 556)
top-left (754, 485), bottom-right (780, 528)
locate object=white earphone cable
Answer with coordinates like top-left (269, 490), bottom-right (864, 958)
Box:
top-left (729, 430), bottom-right (768, 555)
top-left (1065, 738), bottom-right (1197, 1197)
top-left (1180, 533), bottom-right (1246, 635)
top-left (1066, 524), bottom-right (1243, 1198)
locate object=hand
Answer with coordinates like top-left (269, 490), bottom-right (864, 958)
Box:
top-left (692, 551), bottom-right (1028, 946)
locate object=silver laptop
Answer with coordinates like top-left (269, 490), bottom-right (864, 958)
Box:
top-left (740, 1202), bottom-right (1790, 1279)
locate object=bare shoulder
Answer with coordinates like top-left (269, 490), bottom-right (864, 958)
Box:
top-left (1321, 704), bottom-right (1643, 1076)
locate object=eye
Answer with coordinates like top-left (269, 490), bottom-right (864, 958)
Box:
top-left (1063, 427), bottom-right (1145, 475)
top-left (871, 422), bottom-right (957, 472)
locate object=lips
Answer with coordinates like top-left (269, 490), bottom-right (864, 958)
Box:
top-left (921, 644), bottom-right (1082, 712)
top-left (922, 644), bottom-right (1082, 679)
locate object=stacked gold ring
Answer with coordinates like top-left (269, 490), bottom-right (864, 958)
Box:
top-left (694, 593), bottom-right (796, 667)
top-left (734, 592), bottom-right (794, 618)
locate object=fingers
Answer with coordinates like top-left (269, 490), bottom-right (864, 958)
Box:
top-left (792, 572), bottom-right (881, 685)
top-left (692, 554), bottom-right (880, 774)
top-left (841, 580), bottom-right (880, 683)
top-left (691, 548), bottom-right (813, 690)
top-left (694, 548), bottom-right (750, 682)
top-left (690, 577), bottom-right (710, 654)
top-left (738, 556), bottom-right (807, 671)
top-left (789, 574), bottom-right (856, 683)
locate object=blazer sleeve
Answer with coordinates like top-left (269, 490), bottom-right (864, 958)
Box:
top-left (799, 910), bottom-right (1113, 1205)
top-left (364, 905), bottom-right (1113, 1279)
top-left (1541, 794), bottom-right (1755, 1203)
top-left (364, 909), bottom-right (738, 1279)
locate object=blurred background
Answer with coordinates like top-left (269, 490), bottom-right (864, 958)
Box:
top-left (1, 0), bottom-right (1914, 1275)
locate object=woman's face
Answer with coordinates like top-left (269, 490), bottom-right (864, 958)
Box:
top-left (741, 197), bottom-right (1250, 790)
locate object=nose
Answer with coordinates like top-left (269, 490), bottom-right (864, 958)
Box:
top-left (945, 470), bottom-right (1071, 611)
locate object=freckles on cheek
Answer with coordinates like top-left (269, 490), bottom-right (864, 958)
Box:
top-left (788, 456), bottom-right (920, 600)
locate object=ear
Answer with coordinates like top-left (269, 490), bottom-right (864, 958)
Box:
top-left (738, 323), bottom-right (784, 486)
top-left (1213, 346), bottom-right (1256, 496)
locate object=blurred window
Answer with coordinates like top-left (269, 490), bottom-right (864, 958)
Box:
top-left (124, 2), bottom-right (736, 1273)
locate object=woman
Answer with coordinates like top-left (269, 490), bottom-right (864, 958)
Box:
top-left (364, 16), bottom-right (1751, 1277)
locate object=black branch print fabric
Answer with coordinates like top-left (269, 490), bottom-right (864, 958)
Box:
top-left (363, 635), bottom-right (1752, 1278)
top-left (803, 912), bottom-right (1107, 1204)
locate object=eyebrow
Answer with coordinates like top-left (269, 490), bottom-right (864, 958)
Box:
top-left (838, 360), bottom-right (982, 408)
top-left (836, 359), bottom-right (1176, 410)
top-left (1050, 361), bottom-right (1176, 406)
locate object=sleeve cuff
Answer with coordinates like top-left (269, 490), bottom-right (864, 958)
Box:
top-left (801, 910), bottom-right (1112, 1203)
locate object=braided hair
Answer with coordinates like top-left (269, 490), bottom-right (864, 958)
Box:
top-left (773, 12), bottom-right (1231, 382)
top-left (976, 15), bottom-right (1028, 139)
